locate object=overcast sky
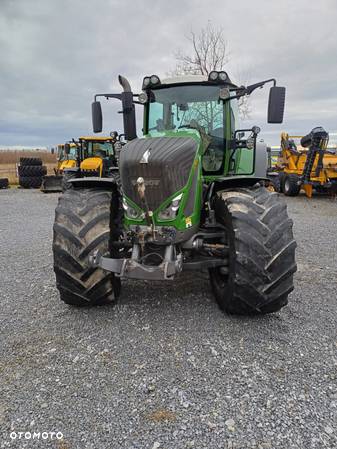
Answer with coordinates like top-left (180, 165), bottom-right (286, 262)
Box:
top-left (1, 0), bottom-right (337, 147)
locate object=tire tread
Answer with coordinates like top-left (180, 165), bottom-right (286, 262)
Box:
top-left (53, 187), bottom-right (120, 306)
top-left (210, 186), bottom-right (296, 314)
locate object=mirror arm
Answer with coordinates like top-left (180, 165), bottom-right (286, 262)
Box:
top-left (94, 93), bottom-right (122, 102)
top-left (230, 79), bottom-right (277, 100)
top-left (94, 93), bottom-right (141, 105)
top-left (245, 78), bottom-right (276, 95)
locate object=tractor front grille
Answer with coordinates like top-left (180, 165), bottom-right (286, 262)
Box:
top-left (82, 169), bottom-right (100, 177)
top-left (120, 136), bottom-right (198, 211)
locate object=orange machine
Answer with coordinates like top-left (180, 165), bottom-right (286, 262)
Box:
top-left (270, 128), bottom-right (337, 197)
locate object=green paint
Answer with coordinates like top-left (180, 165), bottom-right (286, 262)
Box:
top-left (124, 82), bottom-right (260, 230)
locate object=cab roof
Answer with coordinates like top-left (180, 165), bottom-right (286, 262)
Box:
top-left (157, 74), bottom-right (238, 89)
top-left (161, 75), bottom-right (208, 85)
top-left (79, 136), bottom-right (114, 141)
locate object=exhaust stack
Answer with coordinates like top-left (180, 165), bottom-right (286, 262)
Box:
top-left (119, 74), bottom-right (137, 141)
top-left (119, 75), bottom-right (132, 93)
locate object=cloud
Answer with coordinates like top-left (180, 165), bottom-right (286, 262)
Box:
top-left (0, 0), bottom-right (336, 146)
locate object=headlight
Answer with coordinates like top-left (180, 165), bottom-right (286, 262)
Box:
top-left (142, 75), bottom-right (161, 89)
top-left (209, 71), bottom-right (219, 81)
top-left (122, 197), bottom-right (143, 219)
top-left (158, 193), bottom-right (183, 220)
top-left (150, 75), bottom-right (160, 85)
top-left (138, 92), bottom-right (148, 104)
top-left (218, 71), bottom-right (228, 81)
top-left (142, 76), bottom-right (151, 88)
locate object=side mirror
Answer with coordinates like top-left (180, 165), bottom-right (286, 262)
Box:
top-left (268, 86), bottom-right (286, 123)
top-left (92, 101), bottom-right (103, 133)
top-left (64, 143), bottom-right (70, 155)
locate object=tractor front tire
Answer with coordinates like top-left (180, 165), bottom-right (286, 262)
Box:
top-left (62, 170), bottom-right (78, 192)
top-left (210, 186), bottom-right (297, 315)
top-left (53, 187), bottom-right (121, 306)
top-left (283, 174), bottom-right (301, 196)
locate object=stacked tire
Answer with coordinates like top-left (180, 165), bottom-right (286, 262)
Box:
top-left (18, 158), bottom-right (47, 189)
top-left (0, 178), bottom-right (9, 189)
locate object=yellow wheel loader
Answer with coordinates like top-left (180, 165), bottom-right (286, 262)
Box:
top-left (268, 128), bottom-right (337, 197)
top-left (41, 143), bottom-right (77, 192)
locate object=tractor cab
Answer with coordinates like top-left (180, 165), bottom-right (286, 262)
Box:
top-left (58, 143), bottom-right (77, 171)
top-left (141, 75), bottom-right (252, 175)
top-left (78, 136), bottom-right (118, 177)
top-left (40, 142), bottom-right (78, 193)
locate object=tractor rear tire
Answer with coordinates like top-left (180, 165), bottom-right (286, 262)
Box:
top-left (53, 187), bottom-right (121, 306)
top-left (19, 157), bottom-right (42, 166)
top-left (0, 178), bottom-right (9, 189)
top-left (19, 176), bottom-right (43, 188)
top-left (210, 186), bottom-right (297, 315)
top-left (283, 174), bottom-right (301, 196)
top-left (18, 165), bottom-right (47, 177)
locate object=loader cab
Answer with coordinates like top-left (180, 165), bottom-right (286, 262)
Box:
top-left (57, 143), bottom-right (77, 162)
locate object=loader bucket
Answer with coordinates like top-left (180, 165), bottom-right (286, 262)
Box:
top-left (40, 175), bottom-right (63, 193)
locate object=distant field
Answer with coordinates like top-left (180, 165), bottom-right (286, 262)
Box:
top-left (0, 151), bottom-right (57, 184)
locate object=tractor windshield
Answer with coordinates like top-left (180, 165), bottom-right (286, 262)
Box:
top-left (147, 85), bottom-right (225, 137)
top-left (83, 141), bottom-right (114, 158)
top-left (57, 144), bottom-right (77, 161)
top-left (147, 85), bottom-right (226, 173)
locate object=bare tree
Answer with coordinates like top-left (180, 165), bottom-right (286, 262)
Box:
top-left (172, 22), bottom-right (230, 76)
top-left (234, 67), bottom-right (252, 119)
top-left (170, 22), bottom-right (250, 119)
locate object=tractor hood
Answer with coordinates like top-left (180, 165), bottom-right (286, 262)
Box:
top-left (60, 159), bottom-right (76, 172)
top-left (80, 157), bottom-right (102, 173)
top-left (120, 136), bottom-right (198, 212)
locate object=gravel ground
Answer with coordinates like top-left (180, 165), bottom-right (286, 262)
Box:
top-left (0, 188), bottom-right (336, 449)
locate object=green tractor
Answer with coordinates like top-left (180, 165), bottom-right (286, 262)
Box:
top-left (53, 72), bottom-right (296, 314)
